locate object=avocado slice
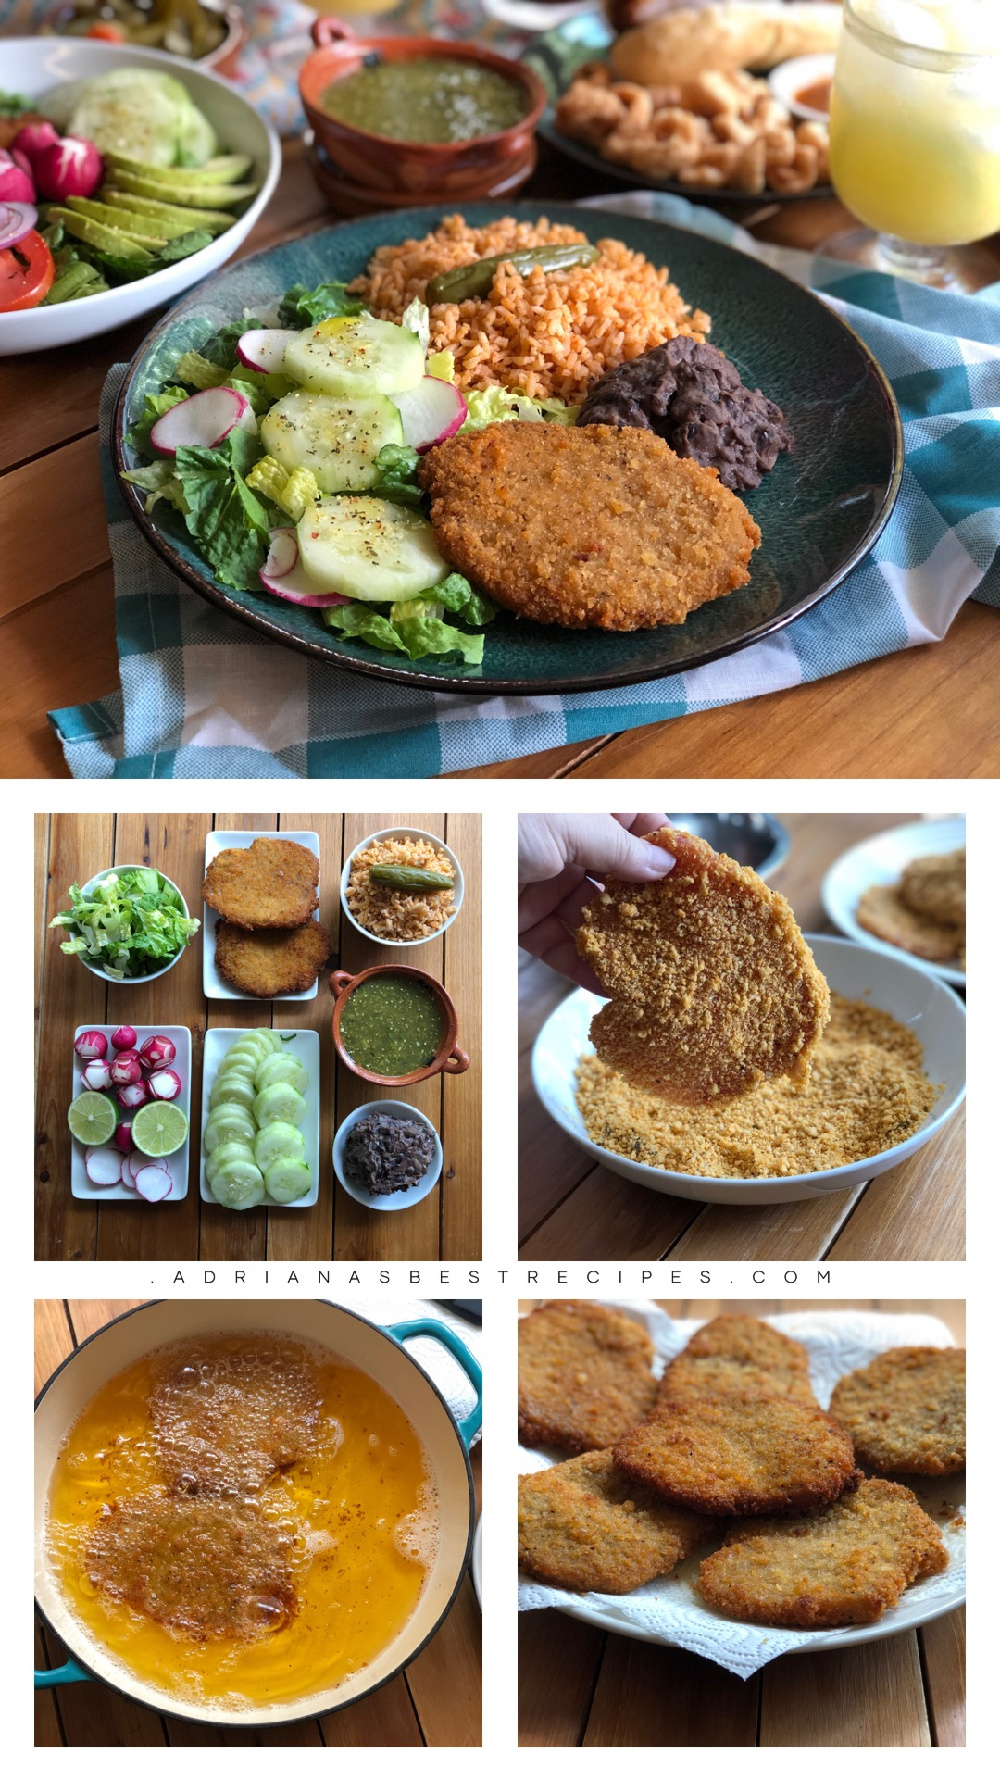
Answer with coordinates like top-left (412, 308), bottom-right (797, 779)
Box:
top-left (45, 207), bottom-right (153, 264)
top-left (102, 191), bottom-right (234, 234)
top-left (106, 151), bottom-right (253, 185)
top-left (110, 169), bottom-right (257, 208)
top-left (65, 197), bottom-right (169, 245)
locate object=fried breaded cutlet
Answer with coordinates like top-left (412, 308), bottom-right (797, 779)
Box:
top-left (519, 1300), bottom-right (657, 1454)
top-left (856, 882), bottom-right (961, 964)
top-left (697, 1478), bottom-right (948, 1629)
top-left (901, 848), bottom-right (965, 928)
top-left (215, 917), bottom-right (331, 997)
top-left (830, 1347), bottom-right (966, 1477)
top-left (518, 1451), bottom-right (718, 1594)
top-left (658, 1316), bottom-right (816, 1408)
top-left (614, 1394), bottom-right (859, 1516)
top-left (418, 422), bottom-right (760, 632)
top-left (150, 1339), bottom-right (322, 1495)
top-left (204, 837), bottom-right (320, 929)
top-left (87, 1495), bottom-right (296, 1640)
top-left (576, 826), bottom-right (830, 1103)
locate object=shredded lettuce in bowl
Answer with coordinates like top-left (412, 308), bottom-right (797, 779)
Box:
top-left (49, 867), bottom-right (201, 979)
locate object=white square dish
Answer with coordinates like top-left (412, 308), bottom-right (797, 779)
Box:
top-left (200, 1027), bottom-right (320, 1209)
top-left (70, 1024), bottom-right (191, 1202)
top-left (202, 831), bottom-right (322, 1002)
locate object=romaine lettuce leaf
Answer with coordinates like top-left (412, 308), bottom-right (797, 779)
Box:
top-left (278, 280), bottom-right (365, 328)
top-left (172, 431), bottom-right (275, 593)
top-left (461, 387), bottom-right (579, 429)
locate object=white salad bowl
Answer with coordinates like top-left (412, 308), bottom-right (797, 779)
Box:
top-left (75, 864), bottom-right (192, 984)
top-left (340, 828), bottom-right (465, 948)
top-left (0, 38), bottom-right (279, 356)
top-left (532, 933), bottom-right (966, 1207)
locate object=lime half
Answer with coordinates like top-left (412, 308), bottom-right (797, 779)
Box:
top-left (132, 1101), bottom-right (188, 1157)
top-left (68, 1092), bottom-right (118, 1146)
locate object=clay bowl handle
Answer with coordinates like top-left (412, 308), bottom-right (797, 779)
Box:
top-left (330, 968), bottom-right (355, 996)
top-left (312, 16), bottom-right (356, 48)
top-left (441, 1046), bottom-right (469, 1076)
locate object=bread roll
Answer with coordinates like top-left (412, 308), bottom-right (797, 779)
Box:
top-left (611, 4), bottom-right (843, 85)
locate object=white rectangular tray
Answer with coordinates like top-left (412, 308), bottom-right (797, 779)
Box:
top-left (202, 830), bottom-right (322, 1002)
top-left (70, 1024), bottom-right (191, 1202)
top-left (199, 1026), bottom-right (321, 1209)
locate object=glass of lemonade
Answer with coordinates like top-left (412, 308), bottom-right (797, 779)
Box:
top-left (827, 0), bottom-right (1000, 285)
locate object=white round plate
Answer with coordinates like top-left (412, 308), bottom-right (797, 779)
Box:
top-left (340, 828), bottom-right (464, 949)
top-left (821, 817), bottom-right (966, 987)
top-left (0, 39), bottom-right (279, 354)
top-left (531, 933), bottom-right (965, 1206)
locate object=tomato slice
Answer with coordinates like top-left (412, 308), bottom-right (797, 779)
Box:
top-left (0, 230), bottom-right (56, 312)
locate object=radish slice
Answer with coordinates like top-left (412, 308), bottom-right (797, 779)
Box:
top-left (120, 1156), bottom-right (137, 1188)
top-left (260, 529), bottom-right (351, 608)
top-left (236, 328), bottom-right (298, 373)
top-left (85, 1145), bottom-right (125, 1187)
top-left (150, 387), bottom-right (255, 456)
top-left (393, 377), bottom-right (467, 453)
top-left (134, 1165), bottom-right (173, 1202)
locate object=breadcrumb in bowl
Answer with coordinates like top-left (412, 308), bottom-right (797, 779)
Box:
top-left (531, 935), bottom-right (965, 1207)
top-left (340, 828), bottom-right (464, 948)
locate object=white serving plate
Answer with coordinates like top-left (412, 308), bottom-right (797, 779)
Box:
top-left (340, 827), bottom-right (465, 948)
top-left (821, 817), bottom-right (966, 987)
top-left (199, 1026), bottom-right (320, 1209)
top-left (70, 1023), bottom-right (191, 1202)
top-left (531, 934), bottom-right (966, 1206)
top-left (0, 39), bottom-right (279, 355)
top-left (203, 830), bottom-right (321, 1001)
top-left (333, 1099), bottom-right (443, 1212)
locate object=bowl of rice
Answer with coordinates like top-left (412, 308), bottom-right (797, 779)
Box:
top-left (341, 827), bottom-right (464, 947)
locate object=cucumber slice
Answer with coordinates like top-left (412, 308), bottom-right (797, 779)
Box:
top-left (254, 1121), bottom-right (307, 1170)
top-left (211, 1161), bottom-right (266, 1210)
top-left (254, 1053), bottom-right (309, 1096)
top-left (210, 1074), bottom-right (256, 1115)
top-left (296, 497), bottom-right (447, 603)
top-left (284, 315), bottom-right (424, 397)
top-left (204, 1108), bottom-right (256, 1153)
top-left (206, 1140), bottom-right (256, 1186)
top-left (217, 1052), bottom-right (258, 1081)
top-left (225, 1042), bottom-right (271, 1070)
top-left (260, 391), bottom-right (402, 495)
top-left (254, 1083), bottom-right (307, 1128)
top-left (64, 69), bottom-right (215, 167)
top-left (265, 1159), bottom-right (312, 1205)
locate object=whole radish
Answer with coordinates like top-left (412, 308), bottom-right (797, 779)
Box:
top-left (110, 1024), bottom-right (137, 1050)
top-left (117, 1079), bottom-right (149, 1111)
top-left (10, 122), bottom-right (59, 166)
top-left (110, 1051), bottom-right (143, 1087)
top-left (114, 1120), bottom-right (134, 1154)
top-left (32, 136), bottom-right (104, 203)
top-left (148, 1068), bottom-right (182, 1102)
top-left (74, 1030), bottom-right (108, 1062)
top-left (81, 1058), bottom-right (112, 1092)
top-left (140, 1034), bottom-right (176, 1070)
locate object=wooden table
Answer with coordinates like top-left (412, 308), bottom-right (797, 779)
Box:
top-left (519, 813), bottom-right (965, 1262)
top-left (2, 136), bottom-right (997, 780)
top-left (34, 1298), bottom-right (482, 1748)
top-left (36, 811), bottom-right (481, 1260)
top-left (519, 1296), bottom-right (965, 1748)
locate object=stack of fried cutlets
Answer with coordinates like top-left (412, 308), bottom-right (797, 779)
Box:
top-left (518, 1303), bottom-right (964, 1627)
top-left (204, 837), bottom-right (332, 998)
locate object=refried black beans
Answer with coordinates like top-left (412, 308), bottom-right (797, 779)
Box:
top-left (578, 337), bottom-right (793, 491)
top-left (344, 1111), bottom-right (437, 1196)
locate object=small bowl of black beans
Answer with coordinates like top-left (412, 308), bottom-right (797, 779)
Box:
top-left (334, 1100), bottom-right (443, 1212)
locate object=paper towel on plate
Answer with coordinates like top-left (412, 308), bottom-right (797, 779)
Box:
top-left (518, 1303), bottom-right (965, 1678)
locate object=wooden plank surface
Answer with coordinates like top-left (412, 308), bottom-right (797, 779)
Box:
top-left (519, 814), bottom-right (964, 1261)
top-left (3, 135), bottom-right (998, 782)
top-left (35, 1300), bottom-right (482, 1747)
top-left (36, 814), bottom-right (481, 1259)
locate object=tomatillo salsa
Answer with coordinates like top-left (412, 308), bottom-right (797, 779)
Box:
top-left (340, 975), bottom-right (445, 1076)
top-left (319, 56), bottom-right (527, 144)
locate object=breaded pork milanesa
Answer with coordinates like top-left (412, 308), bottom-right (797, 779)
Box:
top-left (418, 422), bottom-right (760, 631)
top-left (614, 1394), bottom-right (859, 1516)
top-left (577, 826), bottom-right (830, 1103)
top-left (856, 883), bottom-right (961, 963)
top-left (204, 837), bottom-right (320, 929)
top-left (519, 1300), bottom-right (657, 1454)
top-left (150, 1338), bottom-right (322, 1495)
top-left (697, 1478), bottom-right (948, 1628)
top-left (901, 848), bottom-right (965, 927)
top-left (215, 917), bottom-right (331, 997)
top-left (518, 1450), bottom-right (718, 1594)
top-left (830, 1347), bottom-right (965, 1476)
top-left (658, 1316), bottom-right (816, 1408)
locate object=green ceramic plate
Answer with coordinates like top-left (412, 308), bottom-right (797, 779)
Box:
top-left (114, 202), bottom-right (902, 695)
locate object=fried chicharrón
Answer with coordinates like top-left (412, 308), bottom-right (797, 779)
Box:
top-left (856, 882), bottom-right (962, 964)
top-left (150, 1339), bottom-right (323, 1495)
top-left (214, 917), bottom-right (332, 997)
top-left (418, 423), bottom-right (760, 632)
top-left (830, 1347), bottom-right (966, 1477)
top-left (614, 1394), bottom-right (859, 1516)
top-left (87, 1495), bottom-right (297, 1641)
top-left (657, 1316), bottom-right (816, 1408)
top-left (576, 826), bottom-right (831, 1103)
top-left (518, 1451), bottom-right (718, 1594)
top-left (697, 1478), bottom-right (948, 1628)
top-left (204, 837), bottom-right (320, 929)
top-left (519, 1301), bottom-right (657, 1455)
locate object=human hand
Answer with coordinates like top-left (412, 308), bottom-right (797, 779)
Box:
top-left (518, 812), bottom-right (674, 991)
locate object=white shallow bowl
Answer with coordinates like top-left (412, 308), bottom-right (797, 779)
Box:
top-left (200, 1026), bottom-right (320, 1209)
top-left (341, 828), bottom-right (464, 948)
top-left (203, 830), bottom-right (321, 1001)
top-left (821, 816), bottom-right (966, 987)
top-left (75, 865), bottom-right (192, 984)
top-left (768, 52), bottom-right (835, 121)
top-left (70, 1023), bottom-right (191, 1201)
top-left (0, 38), bottom-right (280, 355)
top-left (334, 1100), bottom-right (443, 1212)
top-left (531, 934), bottom-right (966, 1206)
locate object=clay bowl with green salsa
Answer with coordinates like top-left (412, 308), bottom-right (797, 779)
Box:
top-left (330, 964), bottom-right (469, 1087)
top-left (299, 17), bottom-right (547, 200)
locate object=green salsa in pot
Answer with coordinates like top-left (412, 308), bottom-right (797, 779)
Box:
top-left (340, 975), bottom-right (446, 1076)
top-left (319, 56), bottom-right (527, 145)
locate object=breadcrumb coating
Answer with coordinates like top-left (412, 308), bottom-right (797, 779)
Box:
top-left (830, 1347), bottom-right (965, 1476)
top-left (519, 1300), bottom-right (657, 1454)
top-left (658, 1316), bottom-right (816, 1408)
top-left (518, 1451), bottom-right (718, 1594)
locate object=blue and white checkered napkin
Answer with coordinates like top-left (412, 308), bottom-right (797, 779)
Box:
top-left (50, 191), bottom-right (1000, 780)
